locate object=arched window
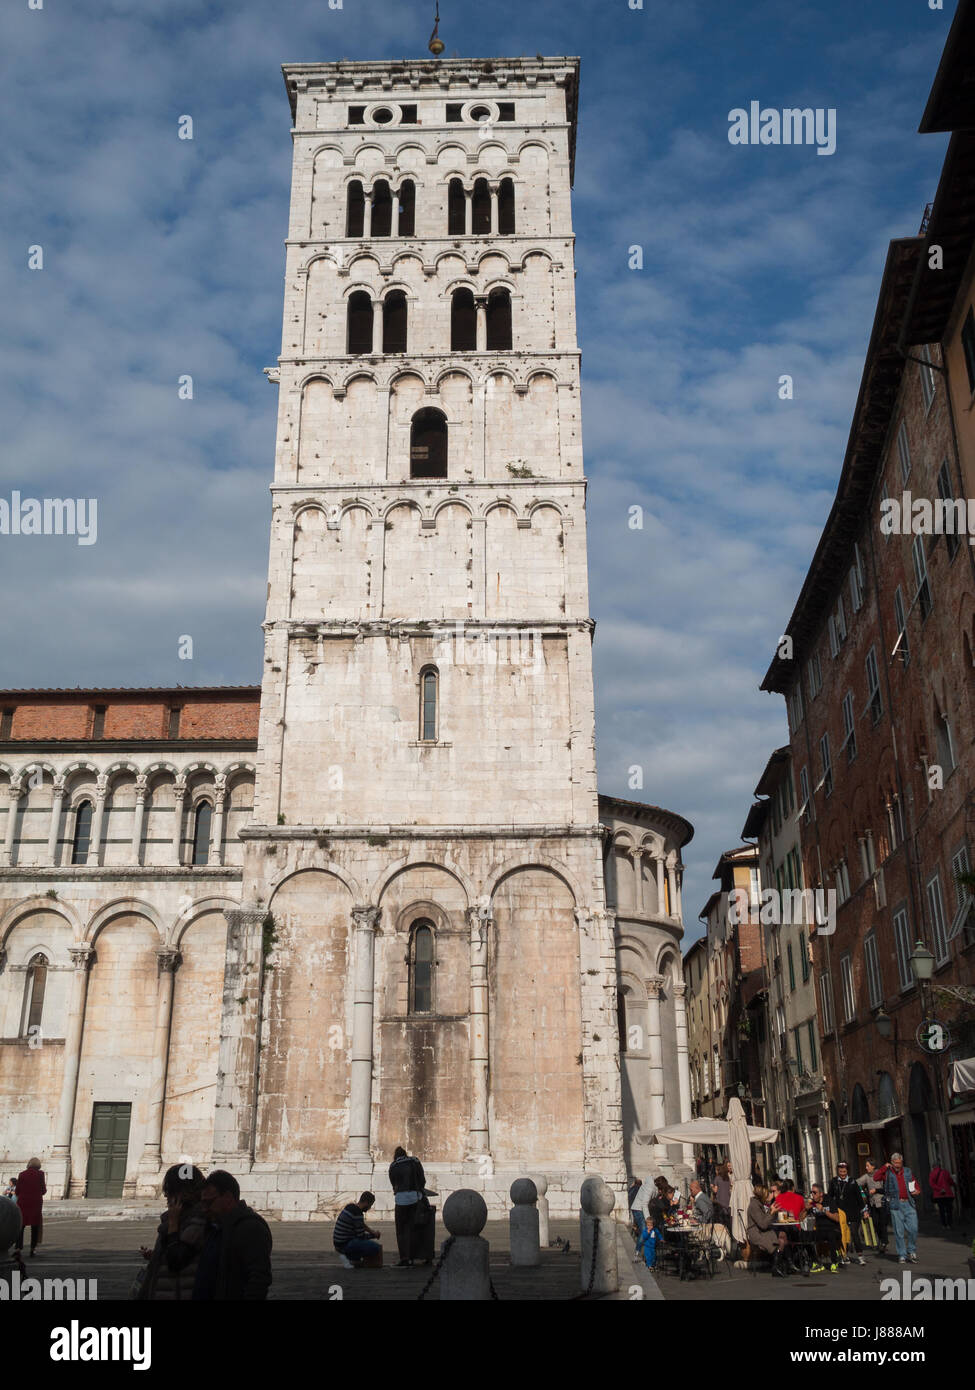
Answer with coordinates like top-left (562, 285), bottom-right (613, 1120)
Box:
top-left (409, 921), bottom-right (435, 1013)
top-left (192, 800), bottom-right (212, 867)
top-left (21, 953), bottom-right (48, 1037)
top-left (347, 290), bottom-right (373, 354)
top-left (410, 408), bottom-right (448, 479)
top-left (617, 988), bottom-right (628, 1052)
top-left (71, 800), bottom-right (93, 865)
top-left (420, 667), bottom-right (438, 741)
top-left (450, 288), bottom-right (476, 351)
top-left (346, 180), bottom-right (365, 238)
top-left (471, 177), bottom-right (491, 235)
top-left (486, 288), bottom-right (512, 350)
top-left (498, 177), bottom-right (515, 235)
top-left (371, 179), bottom-right (392, 237)
top-left (397, 180), bottom-right (415, 237)
top-left (447, 177), bottom-right (466, 235)
top-left (382, 290), bottom-right (408, 353)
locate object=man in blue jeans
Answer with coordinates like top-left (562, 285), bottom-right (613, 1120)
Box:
top-left (881, 1153), bottom-right (919, 1264)
top-left (334, 1191), bottom-right (382, 1268)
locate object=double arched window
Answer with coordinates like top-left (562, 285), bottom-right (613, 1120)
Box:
top-left (71, 800), bottom-right (93, 865)
top-left (410, 409), bottom-right (448, 479)
top-left (409, 922), bottom-right (435, 1014)
top-left (21, 953), bottom-right (48, 1037)
top-left (192, 800), bottom-right (212, 867)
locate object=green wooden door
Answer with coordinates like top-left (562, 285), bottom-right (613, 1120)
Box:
top-left (86, 1102), bottom-right (131, 1197)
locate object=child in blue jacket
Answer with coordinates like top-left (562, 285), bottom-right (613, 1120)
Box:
top-left (637, 1213), bottom-right (664, 1269)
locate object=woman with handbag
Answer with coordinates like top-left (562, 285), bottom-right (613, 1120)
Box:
top-left (388, 1146), bottom-right (435, 1268)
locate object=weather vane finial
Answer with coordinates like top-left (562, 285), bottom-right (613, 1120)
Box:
top-left (428, 2), bottom-right (445, 57)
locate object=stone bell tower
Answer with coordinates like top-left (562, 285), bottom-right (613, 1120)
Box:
top-left (212, 55), bottom-right (625, 1215)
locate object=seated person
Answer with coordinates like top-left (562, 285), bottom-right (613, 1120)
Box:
top-left (689, 1179), bottom-right (714, 1224)
top-left (746, 1185), bottom-right (792, 1274)
top-left (637, 1213), bottom-right (664, 1270)
top-left (806, 1184), bottom-right (843, 1272)
top-left (772, 1179), bottom-right (806, 1223)
top-left (333, 1191), bottom-right (381, 1269)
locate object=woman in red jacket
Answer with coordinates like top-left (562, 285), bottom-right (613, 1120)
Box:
top-left (14, 1157), bottom-right (46, 1256)
top-left (928, 1165), bottom-right (955, 1228)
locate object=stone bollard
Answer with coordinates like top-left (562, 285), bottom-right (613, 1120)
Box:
top-left (528, 1172), bottom-right (550, 1247)
top-left (509, 1178), bottom-right (540, 1266)
top-left (439, 1189), bottom-right (491, 1300)
top-left (579, 1176), bottom-right (619, 1296)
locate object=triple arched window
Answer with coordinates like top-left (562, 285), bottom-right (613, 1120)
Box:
top-left (409, 921), bottom-right (435, 1014)
top-left (446, 177), bottom-right (516, 235)
top-left (346, 179), bottom-right (416, 238)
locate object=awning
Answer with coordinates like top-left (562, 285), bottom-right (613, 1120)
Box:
top-left (951, 1056), bottom-right (975, 1093)
top-left (838, 1114), bottom-right (902, 1134)
top-left (650, 1116), bottom-right (779, 1145)
top-left (949, 1103), bottom-right (975, 1129)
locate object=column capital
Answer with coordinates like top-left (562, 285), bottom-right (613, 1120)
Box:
top-left (68, 944), bottom-right (95, 971)
top-left (466, 903), bottom-right (492, 927)
top-left (351, 905), bottom-right (381, 931)
top-left (52, 775), bottom-right (67, 796)
top-left (134, 775), bottom-right (148, 800)
top-left (94, 773), bottom-right (108, 798)
top-left (173, 774), bottom-right (188, 797)
top-left (7, 780), bottom-right (23, 801)
top-left (645, 973), bottom-right (665, 1000)
top-left (156, 948), bottom-right (182, 975)
top-left (672, 980), bottom-right (686, 1001)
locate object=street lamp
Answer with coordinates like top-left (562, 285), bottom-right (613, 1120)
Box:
top-left (875, 1008), bottom-right (893, 1040)
top-left (909, 941), bottom-right (935, 985)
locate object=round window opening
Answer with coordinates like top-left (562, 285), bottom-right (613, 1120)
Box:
top-left (470, 105), bottom-right (492, 122)
top-left (373, 107), bottom-right (394, 124)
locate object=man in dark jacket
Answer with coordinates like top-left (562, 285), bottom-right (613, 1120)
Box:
top-left (826, 1161), bottom-right (866, 1265)
top-left (192, 1171), bottom-right (272, 1300)
top-left (388, 1146), bottom-right (432, 1267)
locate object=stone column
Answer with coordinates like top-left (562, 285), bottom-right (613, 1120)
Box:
top-left (171, 775), bottom-right (187, 866)
top-left (666, 858), bottom-right (678, 920)
top-left (212, 908), bottom-right (268, 1171)
top-left (130, 775), bottom-right (147, 865)
top-left (51, 944), bottom-right (95, 1196)
top-left (673, 981), bottom-right (694, 1168)
top-left (655, 853), bottom-right (666, 916)
top-left (47, 776), bottom-right (65, 864)
top-left (575, 907), bottom-right (626, 1182)
top-left (372, 298), bottom-right (383, 354)
top-left (467, 904), bottom-right (491, 1159)
top-left (475, 296), bottom-right (487, 351)
top-left (347, 905), bottom-right (381, 1157)
top-left (646, 974), bottom-right (667, 1161)
top-left (86, 774), bottom-right (108, 867)
top-left (211, 776), bottom-right (227, 867)
top-left (464, 187), bottom-right (472, 235)
top-left (3, 782), bottom-right (22, 865)
top-left (137, 947), bottom-right (181, 1192)
top-left (363, 188), bottom-right (372, 238)
top-left (634, 850), bottom-right (645, 915)
top-left (489, 183), bottom-right (499, 234)
top-left (675, 867), bottom-right (684, 923)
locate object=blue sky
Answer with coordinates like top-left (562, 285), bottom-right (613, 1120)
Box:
top-left (0, 0), bottom-right (955, 931)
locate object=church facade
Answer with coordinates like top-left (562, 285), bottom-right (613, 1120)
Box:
top-left (0, 56), bottom-right (693, 1216)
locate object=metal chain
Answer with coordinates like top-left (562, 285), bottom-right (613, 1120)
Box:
top-left (417, 1235), bottom-right (453, 1301)
top-left (570, 1215), bottom-right (600, 1299)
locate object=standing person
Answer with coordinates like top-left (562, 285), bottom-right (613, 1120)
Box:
top-left (628, 1175), bottom-right (647, 1247)
top-left (388, 1145), bottom-right (431, 1268)
top-left (331, 1192), bottom-right (382, 1269)
top-left (192, 1170), bottom-right (272, 1300)
top-left (826, 1161), bottom-right (867, 1265)
top-left (882, 1153), bottom-right (919, 1265)
top-left (712, 1163), bottom-right (732, 1228)
top-left (636, 1212), bottom-right (664, 1270)
top-left (13, 1158), bottom-right (46, 1258)
top-left (858, 1158), bottom-right (889, 1254)
top-left (928, 1163), bottom-right (955, 1228)
top-left (136, 1165), bottom-right (207, 1300)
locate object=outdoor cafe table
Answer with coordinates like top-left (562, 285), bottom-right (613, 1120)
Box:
top-left (660, 1223), bottom-right (715, 1280)
top-left (771, 1218), bottom-right (819, 1275)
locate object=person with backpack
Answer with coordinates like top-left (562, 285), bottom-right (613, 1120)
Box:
top-left (388, 1145), bottom-right (434, 1267)
top-left (928, 1162), bottom-right (956, 1228)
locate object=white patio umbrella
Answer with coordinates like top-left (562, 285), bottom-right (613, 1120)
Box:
top-left (650, 1116), bottom-right (778, 1146)
top-left (726, 1098), bottom-right (755, 1244)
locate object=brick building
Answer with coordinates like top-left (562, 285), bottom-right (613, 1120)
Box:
top-left (762, 4), bottom-right (975, 1207)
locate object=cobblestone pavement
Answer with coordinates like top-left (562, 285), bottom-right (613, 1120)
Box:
top-left (26, 1216), bottom-right (584, 1301)
top-left (19, 1213), bottom-right (973, 1301)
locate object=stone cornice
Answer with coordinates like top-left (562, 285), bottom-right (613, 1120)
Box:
top-left (266, 618), bottom-right (595, 638)
top-left (241, 823), bottom-right (601, 842)
top-left (0, 866), bottom-right (243, 882)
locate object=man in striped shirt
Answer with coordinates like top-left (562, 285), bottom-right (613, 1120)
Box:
top-left (333, 1192), bottom-right (382, 1269)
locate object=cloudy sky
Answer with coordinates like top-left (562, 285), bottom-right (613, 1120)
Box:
top-left (0, 0), bottom-right (953, 931)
